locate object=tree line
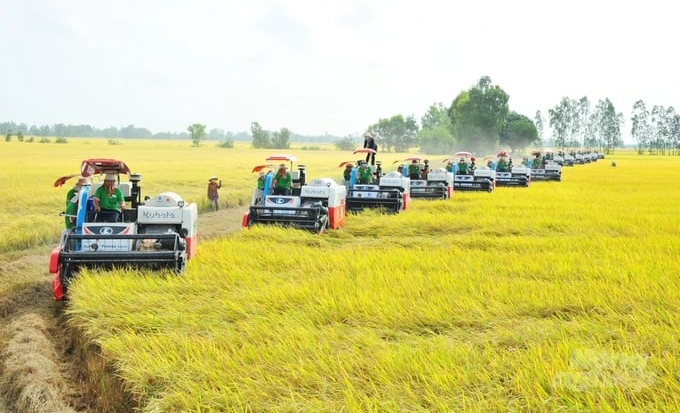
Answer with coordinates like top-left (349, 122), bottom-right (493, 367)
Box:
top-left (4, 75), bottom-right (679, 155)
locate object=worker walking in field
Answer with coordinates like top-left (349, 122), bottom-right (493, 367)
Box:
top-left (207, 176), bottom-right (222, 211)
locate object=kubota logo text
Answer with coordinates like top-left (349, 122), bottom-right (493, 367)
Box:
top-left (143, 211), bottom-right (176, 219)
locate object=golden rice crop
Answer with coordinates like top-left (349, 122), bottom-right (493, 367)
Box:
top-left (60, 148), bottom-right (680, 411)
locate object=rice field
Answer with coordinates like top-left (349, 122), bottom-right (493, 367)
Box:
top-left (4, 139), bottom-right (680, 411)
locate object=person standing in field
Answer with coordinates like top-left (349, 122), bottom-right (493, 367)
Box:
top-left (363, 132), bottom-right (378, 166)
top-left (207, 176), bottom-right (222, 211)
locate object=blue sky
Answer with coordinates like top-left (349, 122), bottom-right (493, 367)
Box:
top-left (1, 0), bottom-right (676, 140)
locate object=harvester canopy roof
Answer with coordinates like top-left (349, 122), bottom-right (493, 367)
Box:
top-left (80, 159), bottom-right (131, 177)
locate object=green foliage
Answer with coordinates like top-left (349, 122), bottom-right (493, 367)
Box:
top-left (500, 111), bottom-right (538, 152)
top-left (367, 114), bottom-right (419, 152)
top-left (334, 136), bottom-right (357, 151)
top-left (17, 130), bottom-right (24, 142)
top-left (55, 137), bottom-right (68, 144)
top-left (534, 110), bottom-right (545, 143)
top-left (419, 103), bottom-right (454, 154)
top-left (5, 130), bottom-right (11, 142)
top-left (108, 139), bottom-right (122, 145)
top-left (448, 76), bottom-right (509, 154)
top-left (250, 122), bottom-right (292, 149)
top-left (26, 136), bottom-right (34, 143)
top-left (217, 139), bottom-right (234, 148)
top-left (418, 126), bottom-right (455, 154)
top-left (300, 145), bottom-right (321, 150)
top-left (271, 127), bottom-right (291, 149)
top-left (250, 122), bottom-right (271, 148)
top-left (592, 98), bottom-right (623, 154)
top-left (187, 123), bottom-right (207, 147)
top-left (39, 137), bottom-right (50, 143)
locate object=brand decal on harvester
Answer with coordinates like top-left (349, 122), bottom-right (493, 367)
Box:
top-left (143, 210), bottom-right (176, 219)
top-left (270, 197), bottom-right (294, 205)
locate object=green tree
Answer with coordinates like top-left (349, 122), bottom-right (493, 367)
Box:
top-left (187, 123), bottom-right (206, 147)
top-left (17, 130), bottom-right (24, 142)
top-left (5, 129), bottom-right (12, 142)
top-left (573, 97), bottom-right (591, 147)
top-left (534, 110), bottom-right (545, 145)
top-left (335, 136), bottom-right (357, 151)
top-left (548, 97), bottom-right (572, 149)
top-left (592, 98), bottom-right (622, 154)
top-left (367, 114), bottom-right (418, 152)
top-left (447, 76), bottom-right (509, 155)
top-left (419, 103), bottom-right (455, 154)
top-left (500, 112), bottom-right (538, 153)
top-left (631, 100), bottom-right (651, 154)
top-left (250, 122), bottom-right (271, 148)
top-left (271, 127), bottom-right (291, 149)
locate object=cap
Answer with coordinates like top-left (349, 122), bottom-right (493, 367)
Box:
top-left (75, 177), bottom-right (88, 186)
top-left (360, 161), bottom-right (367, 166)
top-left (104, 174), bottom-right (116, 181)
top-left (363, 132), bottom-right (372, 138)
top-left (278, 163), bottom-right (287, 170)
top-left (258, 172), bottom-right (265, 177)
top-left (209, 176), bottom-right (218, 181)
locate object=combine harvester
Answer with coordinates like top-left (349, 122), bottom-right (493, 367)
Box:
top-left (397, 156), bottom-right (452, 200)
top-left (446, 151), bottom-right (495, 192)
top-left (493, 150), bottom-right (530, 187)
top-left (530, 150), bottom-right (562, 181)
top-left (242, 154), bottom-right (346, 233)
top-left (342, 149), bottom-right (410, 213)
top-left (50, 159), bottom-right (198, 301)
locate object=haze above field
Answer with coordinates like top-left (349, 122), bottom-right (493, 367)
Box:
top-left (2, 0), bottom-right (676, 139)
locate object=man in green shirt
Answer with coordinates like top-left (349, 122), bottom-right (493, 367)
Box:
top-left (457, 158), bottom-right (468, 175)
top-left (272, 164), bottom-right (292, 195)
top-left (357, 162), bottom-right (373, 184)
top-left (408, 160), bottom-right (420, 180)
top-left (94, 174), bottom-right (126, 222)
top-left (257, 172), bottom-right (266, 189)
top-left (64, 177), bottom-right (88, 229)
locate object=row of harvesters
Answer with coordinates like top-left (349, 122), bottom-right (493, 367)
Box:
top-left (50, 148), bottom-right (571, 301)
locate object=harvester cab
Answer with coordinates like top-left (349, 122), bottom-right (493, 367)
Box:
top-left (399, 156), bottom-right (452, 200)
top-left (447, 152), bottom-right (495, 192)
top-left (242, 154), bottom-right (346, 233)
top-left (345, 165), bottom-right (410, 213)
top-left (50, 158), bottom-right (198, 301)
top-left (494, 150), bottom-right (530, 187)
top-left (530, 150), bottom-right (562, 181)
